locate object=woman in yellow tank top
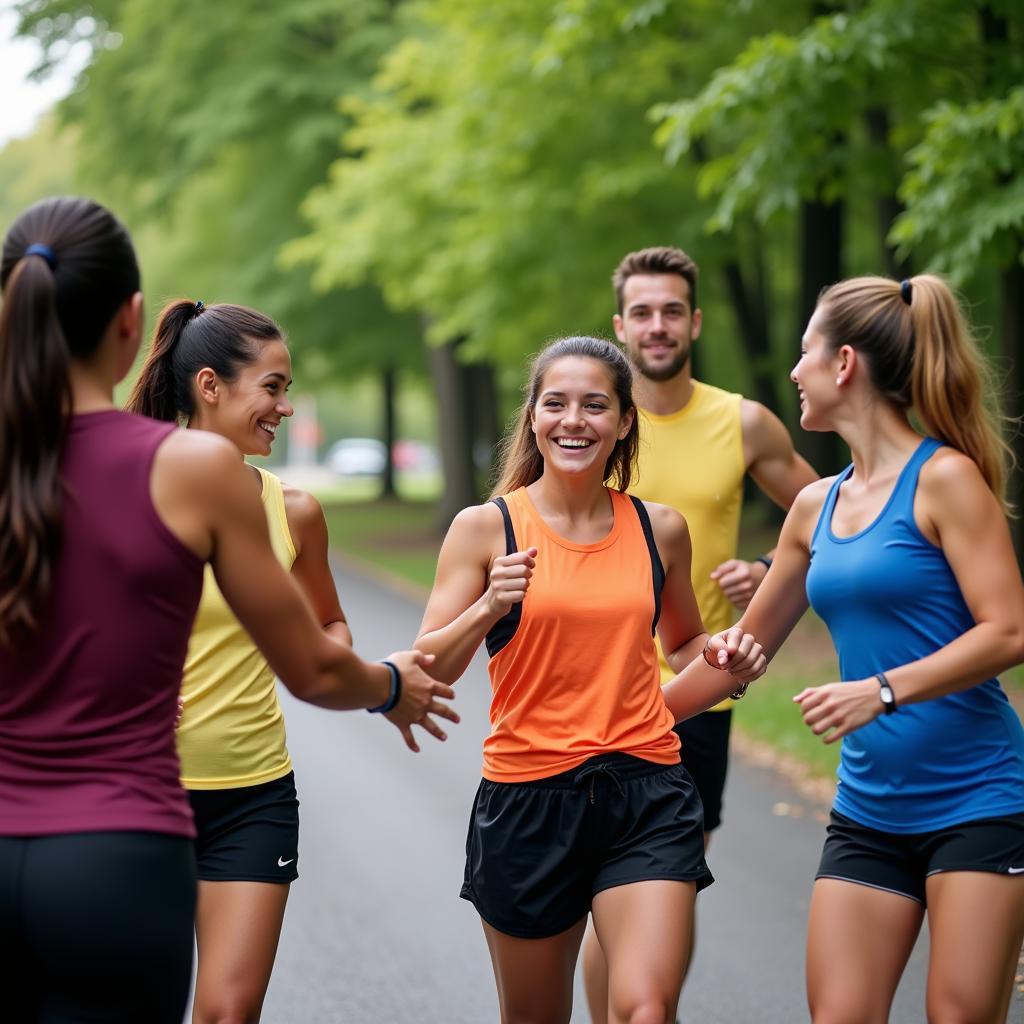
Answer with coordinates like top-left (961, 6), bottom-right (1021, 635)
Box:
top-left (127, 301), bottom-right (444, 1023)
top-left (415, 337), bottom-right (766, 1024)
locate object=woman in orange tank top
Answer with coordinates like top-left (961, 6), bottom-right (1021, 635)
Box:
top-left (416, 337), bottom-right (766, 1024)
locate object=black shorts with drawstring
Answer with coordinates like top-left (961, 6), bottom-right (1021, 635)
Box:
top-left (460, 752), bottom-right (713, 939)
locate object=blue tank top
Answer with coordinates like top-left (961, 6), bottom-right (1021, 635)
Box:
top-left (806, 436), bottom-right (1024, 832)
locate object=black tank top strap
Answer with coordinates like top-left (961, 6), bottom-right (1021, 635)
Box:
top-left (628, 494), bottom-right (664, 636)
top-left (485, 497), bottom-right (523, 657)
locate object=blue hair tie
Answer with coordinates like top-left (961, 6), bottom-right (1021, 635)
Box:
top-left (899, 279), bottom-right (912, 306)
top-left (24, 243), bottom-right (57, 271)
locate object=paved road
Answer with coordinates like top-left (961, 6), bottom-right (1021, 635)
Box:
top-left (252, 562), bottom-right (1018, 1023)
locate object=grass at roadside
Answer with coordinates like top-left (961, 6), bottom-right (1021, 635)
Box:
top-left (320, 496), bottom-right (1024, 783)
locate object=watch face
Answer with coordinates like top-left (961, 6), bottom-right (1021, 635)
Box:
top-left (880, 689), bottom-right (893, 704)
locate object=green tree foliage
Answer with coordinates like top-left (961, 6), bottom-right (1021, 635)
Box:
top-left (15, 0), bottom-right (421, 383)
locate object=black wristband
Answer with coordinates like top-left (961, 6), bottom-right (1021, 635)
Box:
top-left (754, 555), bottom-right (773, 569)
top-left (367, 660), bottom-right (402, 714)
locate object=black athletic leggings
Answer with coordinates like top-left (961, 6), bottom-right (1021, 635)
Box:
top-left (0, 831), bottom-right (196, 1023)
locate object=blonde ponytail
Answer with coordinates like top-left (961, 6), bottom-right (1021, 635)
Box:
top-left (819, 274), bottom-right (1014, 511)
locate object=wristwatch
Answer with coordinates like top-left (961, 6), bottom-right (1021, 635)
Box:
top-left (875, 672), bottom-right (897, 714)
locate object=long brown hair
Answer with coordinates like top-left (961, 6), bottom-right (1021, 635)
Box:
top-left (818, 274), bottom-right (1012, 508)
top-left (491, 337), bottom-right (639, 497)
top-left (0, 197), bottom-right (140, 645)
top-left (126, 300), bottom-right (283, 422)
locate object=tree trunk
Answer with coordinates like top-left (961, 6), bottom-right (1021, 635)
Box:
top-left (865, 108), bottom-right (912, 279)
top-left (380, 365), bottom-right (397, 499)
top-left (428, 337), bottom-right (478, 529)
top-left (466, 361), bottom-right (500, 493)
top-left (721, 255), bottom-right (776, 414)
top-left (795, 197), bottom-right (845, 476)
top-left (1001, 259), bottom-right (1024, 559)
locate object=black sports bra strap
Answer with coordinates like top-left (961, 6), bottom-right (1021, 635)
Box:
top-left (485, 497), bottom-right (522, 657)
top-left (628, 495), bottom-right (665, 636)
top-left (491, 496), bottom-right (517, 557)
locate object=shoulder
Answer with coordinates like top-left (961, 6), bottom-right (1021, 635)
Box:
top-left (917, 445), bottom-right (997, 519)
top-left (739, 398), bottom-right (787, 439)
top-left (154, 428), bottom-right (244, 487)
top-left (280, 482), bottom-right (324, 531)
top-left (450, 500), bottom-right (506, 537)
top-left (638, 499), bottom-right (689, 546)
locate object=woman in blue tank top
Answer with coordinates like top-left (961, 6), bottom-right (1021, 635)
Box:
top-left (727, 274), bottom-right (1024, 1022)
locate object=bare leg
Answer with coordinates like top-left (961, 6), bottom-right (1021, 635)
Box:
top-left (591, 880), bottom-right (694, 1024)
top-left (481, 916), bottom-right (587, 1024)
top-left (584, 845), bottom-right (708, 1024)
top-left (192, 880), bottom-right (290, 1024)
top-left (924, 872), bottom-right (1024, 1023)
top-left (806, 878), bottom-right (922, 1024)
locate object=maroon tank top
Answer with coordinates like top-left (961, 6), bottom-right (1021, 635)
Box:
top-left (0, 410), bottom-right (203, 837)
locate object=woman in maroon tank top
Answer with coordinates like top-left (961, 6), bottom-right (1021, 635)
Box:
top-left (0, 197), bottom-right (457, 1022)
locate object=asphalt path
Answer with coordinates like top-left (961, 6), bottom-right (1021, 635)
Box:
top-left (251, 561), bottom-right (1018, 1024)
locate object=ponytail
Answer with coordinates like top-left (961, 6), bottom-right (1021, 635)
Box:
top-left (908, 275), bottom-right (1012, 509)
top-left (126, 300), bottom-right (283, 423)
top-left (0, 196), bottom-right (140, 644)
top-left (126, 300), bottom-right (204, 421)
top-left (818, 274), bottom-right (1012, 510)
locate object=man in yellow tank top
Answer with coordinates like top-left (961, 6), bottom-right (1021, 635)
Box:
top-left (582, 246), bottom-right (818, 1021)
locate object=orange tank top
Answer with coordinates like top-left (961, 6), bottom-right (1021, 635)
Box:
top-left (482, 486), bottom-right (681, 782)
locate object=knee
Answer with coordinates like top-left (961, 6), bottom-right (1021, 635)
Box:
top-left (616, 996), bottom-right (673, 1024)
top-left (193, 996), bottom-right (264, 1024)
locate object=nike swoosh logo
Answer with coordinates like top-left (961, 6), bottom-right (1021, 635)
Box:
top-left (278, 856), bottom-right (295, 867)
top-left (1008, 866), bottom-right (1024, 874)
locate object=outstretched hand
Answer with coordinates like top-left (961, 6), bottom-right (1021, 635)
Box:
top-left (793, 679), bottom-right (880, 744)
top-left (702, 625), bottom-right (766, 684)
top-left (485, 547), bottom-right (538, 617)
top-left (383, 649), bottom-right (460, 753)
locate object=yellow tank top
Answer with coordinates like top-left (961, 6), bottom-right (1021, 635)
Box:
top-left (178, 466), bottom-right (295, 789)
top-left (630, 381), bottom-right (744, 709)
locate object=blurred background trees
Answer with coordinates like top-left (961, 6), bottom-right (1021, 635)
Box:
top-left (6, 0), bottom-right (1023, 538)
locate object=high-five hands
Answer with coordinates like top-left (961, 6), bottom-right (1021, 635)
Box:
top-left (485, 547), bottom-right (539, 617)
top-left (702, 625), bottom-right (766, 689)
top-left (383, 649), bottom-right (460, 753)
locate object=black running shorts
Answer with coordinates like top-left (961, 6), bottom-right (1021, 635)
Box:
top-left (673, 708), bottom-right (732, 832)
top-left (816, 809), bottom-right (1024, 904)
top-left (189, 771), bottom-right (300, 883)
top-left (460, 752), bottom-right (712, 939)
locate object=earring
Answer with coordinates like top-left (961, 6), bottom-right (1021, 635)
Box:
top-left (836, 377), bottom-right (842, 385)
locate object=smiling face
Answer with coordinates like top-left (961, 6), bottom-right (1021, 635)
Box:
top-left (613, 273), bottom-right (702, 382)
top-left (202, 338), bottom-right (294, 456)
top-left (791, 306), bottom-right (841, 432)
top-left (529, 355), bottom-right (634, 479)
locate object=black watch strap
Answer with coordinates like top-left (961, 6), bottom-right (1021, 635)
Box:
top-left (875, 672), bottom-right (897, 714)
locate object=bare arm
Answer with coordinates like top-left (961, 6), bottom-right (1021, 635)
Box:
top-left (284, 485), bottom-right (353, 647)
top-left (797, 451), bottom-right (1024, 742)
top-left (712, 400), bottom-right (820, 609)
top-left (415, 503), bottom-right (537, 684)
top-left (150, 430), bottom-right (457, 749)
top-left (645, 502), bottom-right (768, 722)
top-left (663, 480), bottom-right (825, 721)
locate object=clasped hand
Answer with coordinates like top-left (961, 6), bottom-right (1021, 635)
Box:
top-left (702, 625), bottom-right (766, 684)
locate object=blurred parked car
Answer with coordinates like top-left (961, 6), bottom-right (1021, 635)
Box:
top-left (326, 438), bottom-right (388, 477)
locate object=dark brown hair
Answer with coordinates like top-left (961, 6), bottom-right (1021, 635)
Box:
top-left (126, 301), bottom-right (283, 422)
top-left (491, 336), bottom-right (639, 496)
top-left (818, 274), bottom-right (1012, 509)
top-left (0, 196), bottom-right (140, 644)
top-left (612, 246), bottom-right (699, 313)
